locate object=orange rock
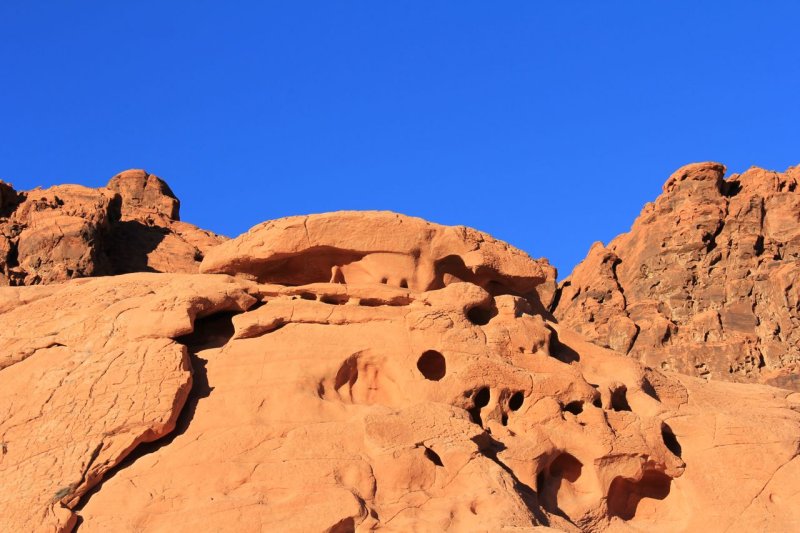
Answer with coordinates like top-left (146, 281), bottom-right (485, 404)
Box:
top-left (0, 170), bottom-right (226, 286)
top-left (555, 162), bottom-right (800, 390)
top-left (1, 210), bottom-right (798, 532)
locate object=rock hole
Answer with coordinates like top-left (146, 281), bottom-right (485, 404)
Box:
top-left (661, 423), bottom-right (682, 458)
top-left (501, 414), bottom-right (509, 426)
top-left (423, 446), bottom-right (444, 467)
top-left (399, 279), bottom-right (408, 289)
top-left (607, 470), bottom-right (672, 521)
top-left (380, 277), bottom-right (388, 284)
top-left (537, 453), bottom-right (583, 515)
top-left (508, 391), bottom-right (524, 411)
top-left (298, 292), bottom-right (316, 301)
top-left (320, 294), bottom-right (348, 305)
top-left (610, 385), bottom-right (632, 412)
top-left (468, 387), bottom-right (491, 426)
top-left (563, 401), bottom-right (583, 415)
top-left (474, 387), bottom-right (490, 408)
top-left (178, 311), bottom-right (238, 350)
top-left (417, 350), bottom-right (446, 381)
top-left (549, 453), bottom-right (582, 482)
top-left (466, 305), bottom-right (496, 326)
top-left (723, 180), bottom-right (742, 197)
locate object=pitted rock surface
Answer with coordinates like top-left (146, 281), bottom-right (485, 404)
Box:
top-left (554, 162), bottom-right (800, 391)
top-left (2, 211), bottom-right (798, 532)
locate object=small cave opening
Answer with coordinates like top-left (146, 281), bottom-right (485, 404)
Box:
top-left (537, 452), bottom-right (583, 515)
top-left (466, 304), bottom-right (497, 326)
top-left (298, 292), bottom-right (317, 301)
top-left (417, 350), bottom-right (446, 381)
top-left (423, 446), bottom-right (444, 467)
top-left (178, 311), bottom-right (239, 351)
top-left (563, 401), bottom-right (583, 416)
top-left (661, 423), bottom-right (682, 458)
top-left (610, 385), bottom-right (632, 412)
top-left (607, 470), bottom-right (673, 521)
top-left (723, 180), bottom-right (742, 197)
top-left (468, 387), bottom-right (491, 426)
top-left (399, 279), bottom-right (409, 289)
top-left (508, 391), bottom-right (524, 411)
top-left (319, 294), bottom-right (349, 305)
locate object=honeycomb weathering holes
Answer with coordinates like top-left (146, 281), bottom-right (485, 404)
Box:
top-left (466, 305), bottom-right (495, 326)
top-left (468, 387), bottom-right (491, 426)
top-left (417, 350), bottom-right (446, 381)
top-left (508, 391), bottom-right (524, 411)
top-left (563, 400), bottom-right (583, 415)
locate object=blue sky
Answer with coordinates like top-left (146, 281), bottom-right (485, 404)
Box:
top-left (2, 2), bottom-right (799, 278)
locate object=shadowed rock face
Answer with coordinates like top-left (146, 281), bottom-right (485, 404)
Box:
top-left (0, 170), bottom-right (225, 285)
top-left (553, 162), bottom-right (800, 391)
top-left (1, 206), bottom-right (799, 533)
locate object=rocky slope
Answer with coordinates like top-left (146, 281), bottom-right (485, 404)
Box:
top-left (1, 167), bottom-right (799, 532)
top-left (0, 169), bottom-right (225, 285)
top-left (553, 163), bottom-right (800, 391)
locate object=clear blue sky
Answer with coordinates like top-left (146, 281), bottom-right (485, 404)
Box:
top-left (2, 3), bottom-right (799, 278)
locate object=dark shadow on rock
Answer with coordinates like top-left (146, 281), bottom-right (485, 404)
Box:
top-left (607, 470), bottom-right (673, 521)
top-left (106, 220), bottom-right (168, 274)
top-left (545, 325), bottom-right (580, 364)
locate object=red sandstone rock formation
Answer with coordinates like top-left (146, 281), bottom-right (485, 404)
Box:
top-left (1, 168), bottom-right (799, 532)
top-left (0, 170), bottom-right (225, 285)
top-left (553, 162), bottom-right (800, 391)
top-left (1, 203), bottom-right (798, 532)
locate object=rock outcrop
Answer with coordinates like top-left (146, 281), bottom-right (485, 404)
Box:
top-left (2, 209), bottom-right (798, 532)
top-left (553, 163), bottom-right (800, 391)
top-left (0, 170), bottom-right (225, 285)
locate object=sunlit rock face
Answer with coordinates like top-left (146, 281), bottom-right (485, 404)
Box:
top-left (2, 210), bottom-right (798, 533)
top-left (0, 170), bottom-right (224, 286)
top-left (554, 162), bottom-right (800, 391)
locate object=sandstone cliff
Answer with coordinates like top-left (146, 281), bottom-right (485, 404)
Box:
top-left (0, 169), bottom-right (225, 285)
top-left (553, 163), bottom-right (800, 391)
top-left (1, 168), bottom-right (799, 532)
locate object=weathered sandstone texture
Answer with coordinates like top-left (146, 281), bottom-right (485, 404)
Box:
top-left (1, 205), bottom-right (798, 532)
top-left (0, 170), bottom-right (225, 285)
top-left (554, 163), bottom-right (800, 391)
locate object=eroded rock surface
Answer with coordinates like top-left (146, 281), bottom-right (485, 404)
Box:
top-left (2, 211), bottom-right (798, 532)
top-left (554, 162), bottom-right (800, 390)
top-left (0, 170), bottom-right (226, 285)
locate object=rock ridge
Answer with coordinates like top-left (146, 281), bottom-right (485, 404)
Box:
top-left (553, 162), bottom-right (800, 390)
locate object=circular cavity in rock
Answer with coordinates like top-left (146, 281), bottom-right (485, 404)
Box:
top-left (417, 350), bottom-right (446, 381)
